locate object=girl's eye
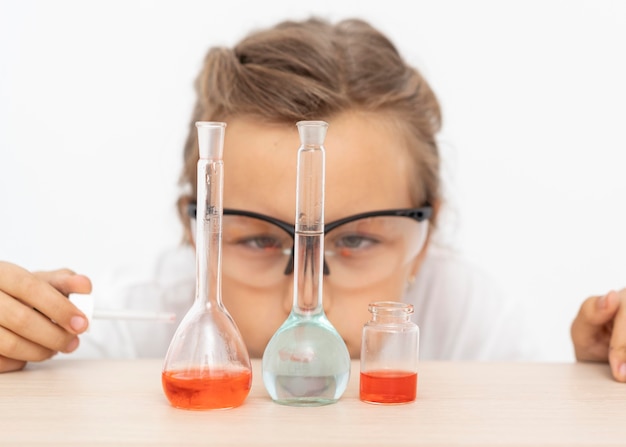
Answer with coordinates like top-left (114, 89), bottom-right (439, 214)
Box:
top-left (238, 235), bottom-right (286, 252)
top-left (332, 234), bottom-right (379, 251)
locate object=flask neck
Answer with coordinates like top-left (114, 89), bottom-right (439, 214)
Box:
top-left (292, 233), bottom-right (324, 315)
top-left (195, 159), bottom-right (224, 309)
top-left (292, 121), bottom-right (327, 316)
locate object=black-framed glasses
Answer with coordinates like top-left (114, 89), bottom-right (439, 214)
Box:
top-left (188, 202), bottom-right (432, 288)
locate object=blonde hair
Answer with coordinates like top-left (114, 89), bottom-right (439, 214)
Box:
top-left (178, 17), bottom-right (442, 239)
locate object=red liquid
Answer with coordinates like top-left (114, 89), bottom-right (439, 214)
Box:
top-left (162, 368), bottom-right (252, 410)
top-left (360, 370), bottom-right (418, 404)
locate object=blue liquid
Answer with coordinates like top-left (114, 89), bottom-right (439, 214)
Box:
top-left (262, 314), bottom-right (351, 406)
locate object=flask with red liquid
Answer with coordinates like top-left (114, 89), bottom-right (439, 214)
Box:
top-left (162, 122), bottom-right (252, 410)
top-left (360, 301), bottom-right (419, 404)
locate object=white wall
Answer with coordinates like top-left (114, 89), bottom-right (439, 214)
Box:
top-left (1, 0), bottom-right (625, 361)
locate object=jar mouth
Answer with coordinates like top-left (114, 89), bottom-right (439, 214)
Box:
top-left (368, 301), bottom-right (414, 315)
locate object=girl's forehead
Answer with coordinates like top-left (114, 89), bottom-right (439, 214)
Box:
top-left (222, 113), bottom-right (415, 221)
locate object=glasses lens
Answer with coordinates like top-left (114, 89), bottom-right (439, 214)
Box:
top-left (221, 214), bottom-right (293, 287)
top-left (217, 213), bottom-right (428, 288)
top-left (324, 216), bottom-right (428, 287)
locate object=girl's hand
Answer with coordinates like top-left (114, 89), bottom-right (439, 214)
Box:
top-left (0, 261), bottom-right (91, 373)
top-left (571, 288), bottom-right (626, 382)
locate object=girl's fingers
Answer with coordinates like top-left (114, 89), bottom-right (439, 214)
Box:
top-left (585, 291), bottom-right (620, 325)
top-left (608, 289), bottom-right (626, 382)
top-left (0, 324), bottom-right (63, 363)
top-left (0, 289), bottom-right (81, 353)
top-left (0, 355), bottom-right (26, 373)
top-left (0, 262), bottom-right (89, 335)
top-left (34, 269), bottom-right (92, 296)
top-left (571, 291), bottom-right (620, 362)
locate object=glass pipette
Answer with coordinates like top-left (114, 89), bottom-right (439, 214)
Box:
top-left (70, 293), bottom-right (176, 322)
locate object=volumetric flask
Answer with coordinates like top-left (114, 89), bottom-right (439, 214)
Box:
top-left (162, 122), bottom-right (252, 410)
top-left (360, 301), bottom-right (419, 404)
top-left (262, 120), bottom-right (351, 406)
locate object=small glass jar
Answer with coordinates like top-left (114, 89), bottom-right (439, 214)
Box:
top-left (359, 301), bottom-right (419, 404)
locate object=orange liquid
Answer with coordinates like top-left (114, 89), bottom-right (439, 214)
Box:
top-left (359, 370), bottom-right (418, 404)
top-left (162, 368), bottom-right (252, 410)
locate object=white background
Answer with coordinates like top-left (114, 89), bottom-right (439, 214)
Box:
top-left (1, 0), bottom-right (625, 361)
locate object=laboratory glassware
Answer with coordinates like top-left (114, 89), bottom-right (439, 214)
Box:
top-left (69, 294), bottom-right (176, 322)
top-left (262, 120), bottom-right (351, 406)
top-left (360, 301), bottom-right (419, 404)
top-left (162, 122), bottom-right (252, 410)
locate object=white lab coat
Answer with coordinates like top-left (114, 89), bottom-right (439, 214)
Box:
top-left (408, 245), bottom-right (536, 361)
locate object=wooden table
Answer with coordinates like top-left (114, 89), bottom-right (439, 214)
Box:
top-left (1, 359), bottom-right (625, 446)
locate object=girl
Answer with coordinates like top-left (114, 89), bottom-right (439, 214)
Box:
top-left (0, 17), bottom-right (623, 381)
